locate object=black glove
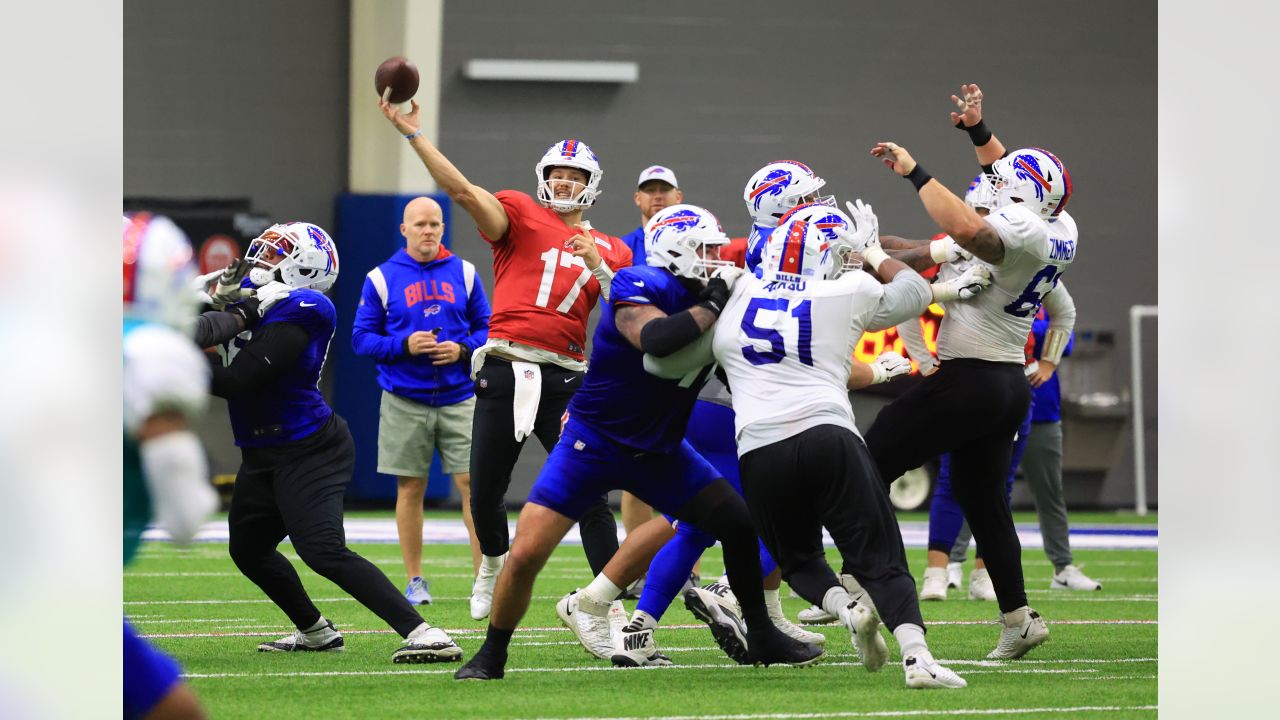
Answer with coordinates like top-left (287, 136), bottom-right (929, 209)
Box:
top-left (696, 277), bottom-right (731, 316)
top-left (227, 296), bottom-right (263, 332)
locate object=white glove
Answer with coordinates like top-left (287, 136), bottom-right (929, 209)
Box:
top-left (212, 259), bottom-right (254, 308)
top-left (932, 264), bottom-right (991, 302)
top-left (710, 265), bottom-right (746, 291)
top-left (838, 199), bottom-right (880, 254)
top-left (254, 280), bottom-right (294, 312)
top-left (869, 350), bottom-right (913, 384)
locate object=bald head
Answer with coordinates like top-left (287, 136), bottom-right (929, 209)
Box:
top-left (401, 197), bottom-right (445, 262)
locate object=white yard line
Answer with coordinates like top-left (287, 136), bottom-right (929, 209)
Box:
top-left (527, 705), bottom-right (1158, 720)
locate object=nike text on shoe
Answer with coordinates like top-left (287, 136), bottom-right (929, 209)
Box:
top-left (556, 590), bottom-right (615, 660)
top-left (611, 626), bottom-right (674, 668)
top-left (987, 606), bottom-right (1049, 660)
top-left (405, 576), bottom-right (433, 605)
top-left (904, 653), bottom-right (967, 689)
top-left (920, 567), bottom-right (948, 601)
top-left (470, 553), bottom-right (506, 620)
top-left (257, 621), bottom-right (344, 653)
top-left (1051, 564), bottom-right (1102, 591)
top-left (392, 626), bottom-right (463, 664)
top-left (683, 586), bottom-right (751, 665)
top-left (797, 605), bottom-right (838, 624)
top-left (840, 602), bottom-right (889, 672)
top-left (968, 568), bottom-right (997, 601)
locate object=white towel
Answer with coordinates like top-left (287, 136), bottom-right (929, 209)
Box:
top-left (510, 361), bottom-right (542, 442)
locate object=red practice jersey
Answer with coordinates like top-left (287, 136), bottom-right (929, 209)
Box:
top-left (479, 190), bottom-right (633, 360)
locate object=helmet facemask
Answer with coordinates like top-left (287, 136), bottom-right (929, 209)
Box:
top-left (245, 223), bottom-right (339, 293)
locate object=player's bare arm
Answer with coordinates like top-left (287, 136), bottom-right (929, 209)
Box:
top-left (379, 98), bottom-right (509, 241)
top-left (616, 303), bottom-right (718, 358)
top-left (949, 82), bottom-right (1006, 167)
top-left (871, 141), bottom-right (1005, 265)
top-left (880, 235), bottom-right (939, 272)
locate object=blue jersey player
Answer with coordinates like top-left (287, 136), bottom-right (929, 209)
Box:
top-left (454, 205), bottom-right (825, 680)
top-left (201, 222), bottom-right (463, 664)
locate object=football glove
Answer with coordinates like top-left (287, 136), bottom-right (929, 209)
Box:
top-left (870, 351), bottom-right (913, 384)
top-left (212, 259), bottom-right (254, 308)
top-left (932, 264), bottom-right (991, 302)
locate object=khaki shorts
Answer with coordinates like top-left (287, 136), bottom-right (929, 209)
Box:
top-left (377, 391), bottom-right (475, 477)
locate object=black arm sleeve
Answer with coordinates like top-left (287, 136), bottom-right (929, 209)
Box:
top-left (638, 310), bottom-right (705, 358)
top-left (193, 311), bottom-right (244, 349)
top-left (207, 322), bottom-right (310, 398)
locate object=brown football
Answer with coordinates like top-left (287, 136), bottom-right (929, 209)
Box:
top-left (375, 56), bottom-right (419, 104)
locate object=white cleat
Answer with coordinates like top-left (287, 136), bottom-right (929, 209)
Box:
top-left (469, 553), bottom-right (506, 620)
top-left (556, 590), bottom-right (615, 660)
top-left (904, 652), bottom-right (967, 689)
top-left (840, 573), bottom-right (877, 615)
top-left (1051, 564), bottom-right (1102, 591)
top-left (683, 586), bottom-right (750, 665)
top-left (797, 605), bottom-right (838, 624)
top-left (968, 568), bottom-right (997, 601)
top-left (840, 602), bottom-right (888, 672)
top-left (768, 599), bottom-right (826, 646)
top-left (392, 625), bottom-right (463, 664)
top-left (946, 562), bottom-right (963, 589)
top-left (987, 606), bottom-right (1049, 659)
top-left (700, 581), bottom-right (742, 617)
top-left (611, 626), bottom-right (674, 667)
top-left (919, 567), bottom-right (948, 601)
top-left (257, 621), bottom-right (344, 653)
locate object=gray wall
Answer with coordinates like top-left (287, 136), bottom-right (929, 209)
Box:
top-left (435, 0), bottom-right (1157, 505)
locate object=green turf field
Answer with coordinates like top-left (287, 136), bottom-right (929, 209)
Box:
top-left (125, 512), bottom-right (1157, 719)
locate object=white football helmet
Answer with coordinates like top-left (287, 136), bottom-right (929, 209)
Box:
top-left (760, 218), bottom-right (836, 282)
top-left (776, 203), bottom-right (863, 277)
top-left (245, 222), bottom-right (340, 293)
top-left (535, 139), bottom-right (603, 213)
top-left (742, 160), bottom-right (834, 228)
top-left (963, 173), bottom-right (998, 212)
top-left (645, 204), bottom-right (732, 282)
top-left (123, 212), bottom-right (200, 332)
top-left (984, 147), bottom-right (1073, 220)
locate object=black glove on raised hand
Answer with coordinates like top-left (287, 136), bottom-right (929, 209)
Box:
top-left (696, 277), bottom-right (731, 316)
top-left (227, 296), bottom-right (263, 331)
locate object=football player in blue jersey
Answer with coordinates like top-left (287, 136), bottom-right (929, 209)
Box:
top-left (454, 205), bottom-right (825, 680)
top-left (201, 222), bottom-right (462, 664)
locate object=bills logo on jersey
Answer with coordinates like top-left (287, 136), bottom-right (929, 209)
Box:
top-left (748, 169), bottom-right (794, 212)
top-left (423, 303), bottom-right (441, 317)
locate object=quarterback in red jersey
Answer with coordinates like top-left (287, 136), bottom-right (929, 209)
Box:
top-left (380, 100), bottom-right (630, 623)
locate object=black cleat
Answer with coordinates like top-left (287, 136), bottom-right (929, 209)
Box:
top-left (454, 656), bottom-right (505, 680)
top-left (747, 626), bottom-right (825, 668)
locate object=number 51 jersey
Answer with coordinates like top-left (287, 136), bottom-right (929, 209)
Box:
top-left (713, 271), bottom-right (908, 456)
top-left (939, 205), bottom-right (1078, 364)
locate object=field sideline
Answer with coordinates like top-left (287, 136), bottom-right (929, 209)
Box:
top-left (125, 511), bottom-right (1157, 719)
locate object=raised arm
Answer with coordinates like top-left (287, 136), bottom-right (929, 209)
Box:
top-left (949, 83), bottom-right (1007, 168)
top-left (379, 99), bottom-right (510, 242)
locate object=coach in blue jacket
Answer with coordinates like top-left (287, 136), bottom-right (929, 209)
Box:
top-left (353, 196), bottom-right (491, 605)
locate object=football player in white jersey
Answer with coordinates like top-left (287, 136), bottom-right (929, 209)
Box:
top-left (864, 81), bottom-right (1075, 659)
top-left (715, 215), bottom-right (965, 689)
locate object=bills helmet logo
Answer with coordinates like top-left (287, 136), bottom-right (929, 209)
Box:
top-left (649, 208), bottom-right (702, 244)
top-left (748, 169), bottom-right (793, 212)
top-left (1012, 153), bottom-right (1052, 203)
top-left (307, 224), bottom-right (337, 272)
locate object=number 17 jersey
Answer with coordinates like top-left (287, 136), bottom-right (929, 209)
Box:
top-left (479, 190), bottom-right (633, 361)
top-left (939, 206), bottom-right (1078, 363)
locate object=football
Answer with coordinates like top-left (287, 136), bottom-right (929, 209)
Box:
top-left (374, 56), bottom-right (419, 104)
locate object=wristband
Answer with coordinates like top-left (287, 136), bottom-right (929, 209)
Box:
top-left (905, 164), bottom-right (933, 192)
top-left (954, 118), bottom-right (993, 146)
top-left (929, 238), bottom-right (956, 264)
top-left (1041, 327), bottom-right (1070, 365)
top-left (861, 246), bottom-right (890, 272)
top-left (404, 129), bottom-right (423, 140)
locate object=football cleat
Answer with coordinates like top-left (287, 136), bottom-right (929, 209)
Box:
top-left (919, 567), bottom-right (948, 601)
top-left (405, 576), bottom-right (433, 605)
top-left (968, 568), bottom-right (997, 601)
top-left (904, 653), bottom-right (968, 689)
top-left (946, 562), bottom-right (964, 589)
top-left (453, 654), bottom-right (504, 681)
top-left (556, 590), bottom-right (615, 660)
top-left (747, 625), bottom-right (825, 667)
top-left (987, 606), bottom-right (1049, 659)
top-left (683, 586), bottom-right (750, 665)
top-left (257, 621), bottom-right (344, 653)
top-left (1051, 564), bottom-right (1102, 591)
top-left (797, 605), bottom-right (838, 624)
top-left (611, 626), bottom-right (674, 668)
top-left (392, 625), bottom-right (463, 664)
top-left (840, 602), bottom-right (889, 672)
top-left (470, 553), bottom-right (506, 620)
top-left (767, 596), bottom-right (826, 645)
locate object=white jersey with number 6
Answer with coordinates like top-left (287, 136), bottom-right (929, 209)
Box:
top-left (713, 270), bottom-right (930, 456)
top-left (939, 206), bottom-right (1077, 363)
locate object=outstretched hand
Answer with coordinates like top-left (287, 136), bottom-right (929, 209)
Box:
top-left (379, 97), bottom-right (421, 136)
top-left (870, 142), bottom-right (917, 176)
top-left (950, 82), bottom-right (984, 128)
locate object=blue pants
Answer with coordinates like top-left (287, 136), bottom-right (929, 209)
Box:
top-left (636, 401), bottom-right (777, 620)
top-left (124, 619), bottom-right (182, 719)
top-left (927, 405), bottom-right (1033, 556)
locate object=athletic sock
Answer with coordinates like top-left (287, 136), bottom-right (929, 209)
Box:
top-left (477, 624), bottom-right (514, 661)
top-left (821, 586), bottom-right (853, 620)
top-left (582, 574), bottom-right (623, 607)
top-left (624, 610), bottom-right (657, 633)
top-left (301, 616), bottom-right (329, 634)
top-left (893, 623), bottom-right (928, 658)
